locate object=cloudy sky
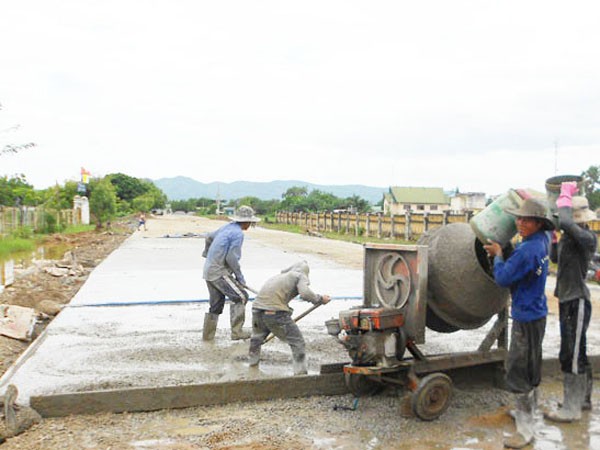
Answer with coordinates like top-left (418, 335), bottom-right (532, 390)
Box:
top-left (1, 1), bottom-right (598, 196)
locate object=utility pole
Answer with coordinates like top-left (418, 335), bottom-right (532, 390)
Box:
top-left (216, 185), bottom-right (221, 215)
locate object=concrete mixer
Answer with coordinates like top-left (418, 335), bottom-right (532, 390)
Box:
top-left (325, 194), bottom-right (531, 421)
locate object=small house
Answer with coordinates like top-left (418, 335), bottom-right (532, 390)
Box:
top-left (383, 187), bottom-right (450, 215)
top-left (450, 192), bottom-right (487, 214)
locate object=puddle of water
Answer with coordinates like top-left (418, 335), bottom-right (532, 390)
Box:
top-left (0, 242), bottom-right (72, 268)
top-left (138, 415), bottom-right (221, 438)
top-left (130, 438), bottom-right (178, 449)
top-left (36, 242), bottom-right (72, 260)
top-left (173, 425), bottom-right (220, 436)
top-left (311, 431), bottom-right (382, 450)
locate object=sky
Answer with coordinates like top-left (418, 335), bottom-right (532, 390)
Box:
top-left (0, 1), bottom-right (598, 196)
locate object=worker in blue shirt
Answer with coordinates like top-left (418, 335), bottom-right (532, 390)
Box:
top-left (484, 197), bottom-right (554, 449)
top-left (202, 205), bottom-right (260, 341)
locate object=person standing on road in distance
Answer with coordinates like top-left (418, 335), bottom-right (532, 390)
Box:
top-left (248, 260), bottom-right (331, 375)
top-left (545, 182), bottom-right (598, 423)
top-left (138, 212), bottom-right (147, 231)
top-left (484, 197), bottom-right (554, 449)
top-left (202, 205), bottom-right (260, 341)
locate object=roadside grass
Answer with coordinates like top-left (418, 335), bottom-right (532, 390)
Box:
top-left (0, 237), bottom-right (36, 258)
top-left (62, 224), bottom-right (96, 234)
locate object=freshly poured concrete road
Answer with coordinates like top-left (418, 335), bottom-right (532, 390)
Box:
top-left (2, 215), bottom-right (600, 411)
top-left (0, 218), bottom-right (364, 405)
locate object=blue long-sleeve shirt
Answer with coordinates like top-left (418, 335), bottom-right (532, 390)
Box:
top-left (202, 222), bottom-right (245, 284)
top-left (492, 231), bottom-right (550, 322)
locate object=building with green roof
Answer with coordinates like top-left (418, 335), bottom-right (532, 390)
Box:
top-left (383, 186), bottom-right (450, 215)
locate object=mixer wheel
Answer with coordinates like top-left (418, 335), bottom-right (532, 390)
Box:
top-left (411, 373), bottom-right (453, 421)
top-left (344, 373), bottom-right (383, 396)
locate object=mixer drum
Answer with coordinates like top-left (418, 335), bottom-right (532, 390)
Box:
top-left (418, 223), bottom-right (509, 332)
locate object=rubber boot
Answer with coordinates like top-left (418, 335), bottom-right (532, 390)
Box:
top-left (507, 387), bottom-right (539, 420)
top-left (202, 313), bottom-right (219, 341)
top-left (557, 365), bottom-right (593, 411)
top-left (230, 302), bottom-right (251, 340)
top-left (504, 390), bottom-right (534, 449)
top-left (545, 373), bottom-right (586, 423)
top-left (292, 355), bottom-right (308, 376)
top-left (248, 349), bottom-right (260, 367)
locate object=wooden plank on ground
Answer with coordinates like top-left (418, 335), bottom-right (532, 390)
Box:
top-left (30, 372), bottom-right (347, 418)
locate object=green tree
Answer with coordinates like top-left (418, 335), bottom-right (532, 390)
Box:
top-left (305, 190), bottom-right (340, 211)
top-left (234, 196), bottom-right (262, 214)
top-left (345, 194), bottom-right (371, 213)
top-left (581, 165), bottom-right (600, 210)
top-left (282, 186), bottom-right (308, 199)
top-left (259, 199), bottom-right (281, 215)
top-left (170, 199), bottom-right (192, 213)
top-left (140, 180), bottom-right (167, 210)
top-left (106, 173), bottom-right (167, 214)
top-left (39, 181), bottom-right (80, 210)
top-left (107, 173), bottom-right (148, 202)
top-left (89, 178), bottom-right (117, 229)
top-left (281, 186), bottom-right (309, 211)
top-left (131, 194), bottom-right (155, 213)
top-left (0, 174), bottom-right (37, 206)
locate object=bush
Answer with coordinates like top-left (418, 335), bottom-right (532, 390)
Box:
top-left (0, 236), bottom-right (35, 257)
top-left (10, 226), bottom-right (33, 239)
top-left (39, 212), bottom-right (59, 234)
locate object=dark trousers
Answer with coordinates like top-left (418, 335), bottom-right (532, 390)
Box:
top-left (249, 309), bottom-right (306, 362)
top-left (506, 317), bottom-right (546, 393)
top-left (559, 298), bottom-right (591, 374)
top-left (206, 275), bottom-right (248, 315)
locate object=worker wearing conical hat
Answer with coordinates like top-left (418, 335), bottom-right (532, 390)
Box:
top-left (484, 197), bottom-right (554, 449)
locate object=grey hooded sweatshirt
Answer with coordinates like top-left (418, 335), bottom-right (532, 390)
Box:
top-left (252, 261), bottom-right (322, 312)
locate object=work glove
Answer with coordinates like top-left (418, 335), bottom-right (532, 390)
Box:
top-left (320, 295), bottom-right (331, 304)
top-left (484, 240), bottom-right (503, 259)
top-left (556, 181), bottom-right (578, 208)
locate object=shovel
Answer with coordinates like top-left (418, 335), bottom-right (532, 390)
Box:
top-left (264, 301), bottom-right (323, 343)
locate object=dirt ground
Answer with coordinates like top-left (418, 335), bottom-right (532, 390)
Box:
top-left (0, 214), bottom-right (599, 449)
top-left (0, 221), bottom-right (133, 376)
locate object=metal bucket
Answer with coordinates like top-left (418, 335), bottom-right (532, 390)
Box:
top-left (418, 223), bottom-right (510, 332)
top-left (545, 175), bottom-right (584, 227)
top-left (469, 189), bottom-right (526, 246)
top-left (325, 318), bottom-right (341, 336)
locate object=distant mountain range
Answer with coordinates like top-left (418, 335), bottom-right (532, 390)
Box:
top-left (153, 176), bottom-right (387, 204)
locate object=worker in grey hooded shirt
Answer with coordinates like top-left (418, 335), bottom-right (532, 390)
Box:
top-left (248, 261), bottom-right (331, 375)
